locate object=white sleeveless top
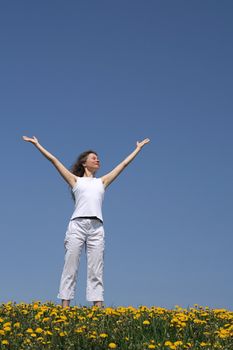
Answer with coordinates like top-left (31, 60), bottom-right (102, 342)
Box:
top-left (70, 176), bottom-right (105, 222)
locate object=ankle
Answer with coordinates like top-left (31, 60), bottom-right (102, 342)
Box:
top-left (62, 299), bottom-right (70, 308)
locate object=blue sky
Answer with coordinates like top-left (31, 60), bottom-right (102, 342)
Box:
top-left (0, 0), bottom-right (232, 310)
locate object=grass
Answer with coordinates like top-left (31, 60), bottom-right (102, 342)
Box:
top-left (0, 302), bottom-right (232, 349)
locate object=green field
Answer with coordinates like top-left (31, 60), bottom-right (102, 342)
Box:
top-left (0, 302), bottom-right (232, 349)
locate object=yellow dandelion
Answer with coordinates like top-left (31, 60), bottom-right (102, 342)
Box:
top-left (35, 312), bottom-right (43, 320)
top-left (60, 315), bottom-right (68, 321)
top-left (218, 330), bottom-right (230, 339)
top-left (3, 327), bottom-right (11, 332)
top-left (2, 340), bottom-right (9, 345)
top-left (89, 334), bottom-right (96, 339)
top-left (35, 327), bottom-right (43, 333)
top-left (174, 341), bottom-right (183, 346)
top-left (54, 319), bottom-right (65, 323)
top-left (26, 328), bottom-right (34, 333)
top-left (50, 311), bottom-right (57, 317)
top-left (143, 320), bottom-right (150, 325)
top-left (13, 322), bottom-right (20, 328)
top-left (100, 333), bottom-right (108, 338)
top-left (165, 341), bottom-right (173, 346)
top-left (164, 341), bottom-right (176, 349)
top-left (0, 330), bottom-right (5, 335)
top-left (37, 337), bottom-right (44, 341)
top-left (140, 305), bottom-right (149, 311)
top-left (148, 345), bottom-right (156, 349)
top-left (75, 328), bottom-right (83, 333)
top-left (108, 343), bottom-right (117, 349)
top-left (3, 322), bottom-right (11, 328)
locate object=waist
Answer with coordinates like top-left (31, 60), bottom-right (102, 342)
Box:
top-left (77, 216), bottom-right (103, 223)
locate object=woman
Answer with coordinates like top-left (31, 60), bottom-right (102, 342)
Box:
top-left (22, 135), bottom-right (150, 308)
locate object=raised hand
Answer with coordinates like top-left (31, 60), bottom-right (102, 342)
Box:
top-left (22, 136), bottom-right (77, 188)
top-left (136, 138), bottom-right (150, 150)
top-left (22, 135), bottom-right (39, 145)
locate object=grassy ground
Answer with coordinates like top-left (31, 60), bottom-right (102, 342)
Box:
top-left (0, 302), bottom-right (232, 349)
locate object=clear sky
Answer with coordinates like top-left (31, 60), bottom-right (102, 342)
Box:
top-left (0, 0), bottom-right (232, 310)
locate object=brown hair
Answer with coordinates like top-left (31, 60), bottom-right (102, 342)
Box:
top-left (70, 150), bottom-right (98, 200)
top-left (70, 150), bottom-right (98, 177)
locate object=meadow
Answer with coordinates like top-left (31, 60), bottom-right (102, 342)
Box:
top-left (0, 302), bottom-right (232, 349)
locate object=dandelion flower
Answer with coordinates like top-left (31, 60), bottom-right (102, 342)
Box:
top-left (2, 340), bottom-right (9, 345)
top-left (59, 332), bottom-right (67, 337)
top-left (4, 327), bottom-right (11, 332)
top-left (100, 333), bottom-right (108, 338)
top-left (143, 320), bottom-right (150, 325)
top-left (35, 327), bottom-right (43, 333)
top-left (13, 322), bottom-right (20, 328)
top-left (26, 328), bottom-right (34, 333)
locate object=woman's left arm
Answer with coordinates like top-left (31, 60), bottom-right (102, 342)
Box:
top-left (101, 138), bottom-right (150, 188)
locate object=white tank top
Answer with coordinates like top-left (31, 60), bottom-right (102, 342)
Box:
top-left (70, 177), bottom-right (105, 222)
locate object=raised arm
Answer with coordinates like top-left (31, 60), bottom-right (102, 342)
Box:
top-left (101, 138), bottom-right (150, 188)
top-left (22, 136), bottom-right (77, 188)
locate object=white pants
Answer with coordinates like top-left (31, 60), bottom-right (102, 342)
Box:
top-left (57, 217), bottom-right (105, 302)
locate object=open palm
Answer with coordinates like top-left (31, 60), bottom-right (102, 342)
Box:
top-left (22, 136), bottom-right (39, 144)
top-left (136, 138), bottom-right (150, 149)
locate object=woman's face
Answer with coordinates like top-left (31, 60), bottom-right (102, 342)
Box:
top-left (84, 153), bottom-right (100, 172)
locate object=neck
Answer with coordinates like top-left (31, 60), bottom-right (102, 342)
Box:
top-left (83, 169), bottom-right (95, 177)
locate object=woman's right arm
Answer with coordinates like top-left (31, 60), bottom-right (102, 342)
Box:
top-left (22, 136), bottom-right (77, 188)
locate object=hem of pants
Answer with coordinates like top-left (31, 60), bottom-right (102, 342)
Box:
top-left (57, 294), bottom-right (74, 300)
top-left (87, 297), bottom-right (104, 302)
